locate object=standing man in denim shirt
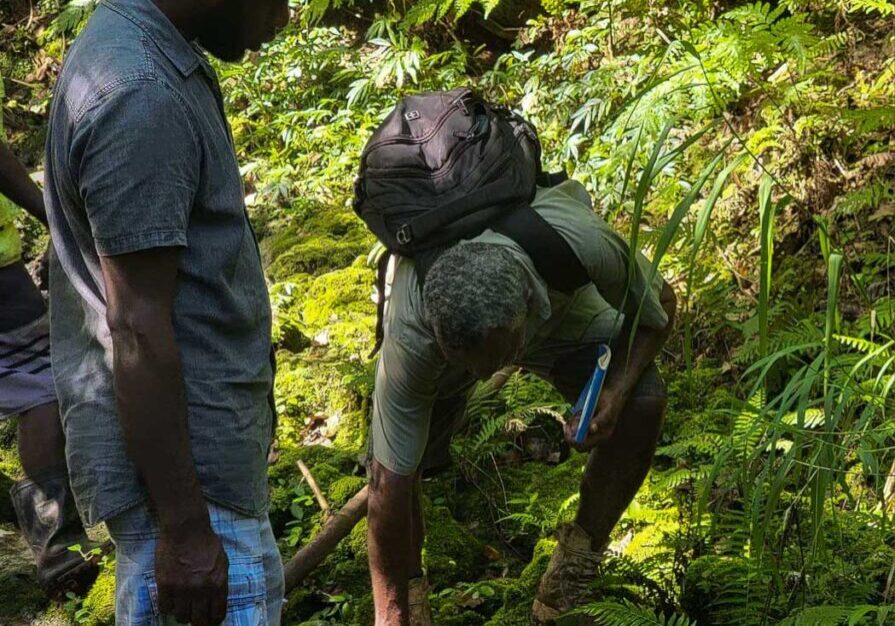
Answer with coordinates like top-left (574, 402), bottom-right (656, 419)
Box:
top-left (44, 1), bottom-right (289, 624)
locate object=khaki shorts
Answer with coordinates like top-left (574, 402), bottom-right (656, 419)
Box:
top-left (372, 306), bottom-right (667, 474)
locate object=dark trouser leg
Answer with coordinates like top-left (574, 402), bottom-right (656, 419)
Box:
top-left (575, 395), bottom-right (666, 550)
top-left (17, 401), bottom-right (67, 479)
top-left (10, 468), bottom-right (104, 600)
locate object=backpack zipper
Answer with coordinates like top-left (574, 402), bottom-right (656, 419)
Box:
top-left (363, 135), bottom-right (480, 180)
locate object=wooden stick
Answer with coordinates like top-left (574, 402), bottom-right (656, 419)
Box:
top-left (297, 460), bottom-right (331, 519)
top-left (283, 485), bottom-right (369, 593)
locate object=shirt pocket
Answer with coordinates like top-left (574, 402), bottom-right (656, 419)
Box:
top-left (144, 555), bottom-right (268, 626)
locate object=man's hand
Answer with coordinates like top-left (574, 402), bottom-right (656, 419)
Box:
top-left (564, 385), bottom-right (626, 452)
top-left (156, 526), bottom-right (229, 626)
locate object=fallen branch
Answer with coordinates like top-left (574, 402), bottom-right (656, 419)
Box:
top-left (284, 485), bottom-right (369, 593)
top-left (297, 460), bottom-right (331, 520)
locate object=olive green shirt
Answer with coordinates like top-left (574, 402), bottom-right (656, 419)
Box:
top-left (0, 73), bottom-right (23, 268)
top-left (371, 179), bottom-right (668, 475)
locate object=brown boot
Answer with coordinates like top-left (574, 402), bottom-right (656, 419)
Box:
top-left (10, 467), bottom-right (109, 600)
top-left (532, 523), bottom-right (605, 624)
top-left (408, 576), bottom-right (433, 626)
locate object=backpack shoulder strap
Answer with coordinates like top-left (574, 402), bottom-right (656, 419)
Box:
top-left (491, 203), bottom-right (590, 294)
top-left (536, 170), bottom-right (569, 188)
top-left (368, 198), bottom-right (591, 358)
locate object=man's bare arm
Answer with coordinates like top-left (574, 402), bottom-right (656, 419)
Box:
top-left (367, 459), bottom-right (416, 626)
top-left (609, 280), bottom-right (677, 396)
top-left (0, 142), bottom-right (46, 226)
top-left (100, 247), bottom-right (228, 626)
top-left (568, 281), bottom-right (677, 450)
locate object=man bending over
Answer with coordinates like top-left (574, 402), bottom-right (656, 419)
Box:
top-left (367, 179), bottom-right (676, 625)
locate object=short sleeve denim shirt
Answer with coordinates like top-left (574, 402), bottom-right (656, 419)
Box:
top-left (45, 0), bottom-right (273, 525)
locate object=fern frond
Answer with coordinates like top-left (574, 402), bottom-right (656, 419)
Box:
top-left (575, 600), bottom-right (696, 626)
top-left (49, 0), bottom-right (97, 36)
top-left (779, 604), bottom-right (850, 625)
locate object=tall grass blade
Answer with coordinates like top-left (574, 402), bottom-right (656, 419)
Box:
top-left (812, 252), bottom-right (843, 552)
top-left (758, 175), bottom-right (775, 360)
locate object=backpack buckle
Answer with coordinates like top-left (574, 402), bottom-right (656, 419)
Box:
top-left (396, 224), bottom-right (413, 245)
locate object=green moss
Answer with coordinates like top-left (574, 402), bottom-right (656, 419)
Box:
top-left (282, 586), bottom-right (315, 625)
top-left (436, 610), bottom-right (487, 625)
top-left (81, 567), bottom-right (115, 626)
top-left (482, 602), bottom-right (535, 626)
top-left (333, 409), bottom-right (369, 456)
top-left (299, 261), bottom-right (375, 350)
top-left (261, 210), bottom-right (373, 282)
top-left (482, 457), bottom-right (584, 547)
top-left (268, 445), bottom-right (360, 536)
top-left (347, 517), bottom-right (368, 557)
top-left (423, 501), bottom-right (484, 589)
top-left (515, 538), bottom-right (557, 597)
top-left (275, 353), bottom-right (352, 423)
top-left (268, 237), bottom-right (369, 282)
top-left (479, 539), bottom-right (555, 626)
top-left (0, 530), bottom-right (48, 622)
top-left (349, 592), bottom-right (375, 626)
top-left (328, 476), bottom-right (367, 508)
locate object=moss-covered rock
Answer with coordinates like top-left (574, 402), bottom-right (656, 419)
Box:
top-left (278, 318), bottom-right (312, 354)
top-left (80, 567), bottom-right (115, 626)
top-left (267, 236), bottom-right (369, 282)
top-left (480, 539), bottom-right (555, 626)
top-left (483, 602), bottom-right (535, 626)
top-left (328, 476), bottom-right (367, 508)
top-left (333, 409), bottom-right (369, 456)
top-left (346, 517), bottom-right (368, 558)
top-left (0, 524), bottom-right (49, 623)
top-left (471, 457), bottom-right (584, 550)
top-left (423, 502), bottom-right (485, 588)
top-left (282, 586), bottom-right (315, 625)
top-left (349, 592), bottom-right (375, 626)
top-left (261, 210), bottom-right (372, 283)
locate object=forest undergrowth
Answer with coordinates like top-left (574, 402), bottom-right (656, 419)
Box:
top-left (1, 0), bottom-right (894, 623)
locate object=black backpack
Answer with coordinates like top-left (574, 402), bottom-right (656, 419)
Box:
top-left (353, 88), bottom-right (589, 354)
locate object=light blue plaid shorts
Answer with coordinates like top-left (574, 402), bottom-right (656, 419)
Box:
top-left (107, 501), bottom-right (284, 626)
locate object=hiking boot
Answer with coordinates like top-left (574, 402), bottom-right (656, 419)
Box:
top-left (408, 575), bottom-right (433, 626)
top-left (10, 467), bottom-right (109, 600)
top-left (532, 523), bottom-right (605, 624)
